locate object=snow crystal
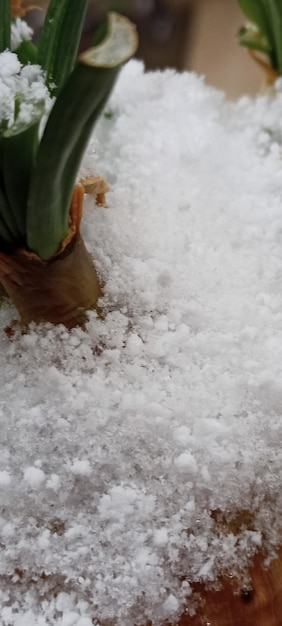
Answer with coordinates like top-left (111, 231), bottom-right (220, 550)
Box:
top-left (76, 619), bottom-right (92, 626)
top-left (0, 51), bottom-right (21, 77)
top-left (1, 523), bottom-right (15, 538)
top-left (70, 460), bottom-right (92, 477)
top-left (1, 60), bottom-right (282, 624)
top-left (0, 470), bottom-right (11, 485)
top-left (0, 51), bottom-right (52, 133)
top-left (125, 332), bottom-right (144, 354)
top-left (46, 473), bottom-right (61, 491)
top-left (163, 594), bottom-right (180, 615)
top-left (23, 466), bottom-right (45, 488)
top-left (11, 18), bottom-right (33, 51)
top-left (173, 425), bottom-right (192, 446)
top-left (174, 451), bottom-right (198, 474)
top-left (153, 528), bottom-right (169, 546)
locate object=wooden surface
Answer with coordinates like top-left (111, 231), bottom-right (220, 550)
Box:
top-left (187, 0), bottom-right (261, 98)
top-left (177, 545), bottom-right (282, 626)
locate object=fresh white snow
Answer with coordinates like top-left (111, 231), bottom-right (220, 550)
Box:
top-left (0, 50), bottom-right (52, 134)
top-left (11, 18), bottom-right (33, 51)
top-left (1, 60), bottom-right (282, 625)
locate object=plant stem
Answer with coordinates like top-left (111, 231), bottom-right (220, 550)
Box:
top-left (38, 0), bottom-right (88, 92)
top-left (0, 0), bottom-right (11, 52)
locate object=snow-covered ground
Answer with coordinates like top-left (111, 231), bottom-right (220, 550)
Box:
top-left (1, 61), bottom-right (282, 625)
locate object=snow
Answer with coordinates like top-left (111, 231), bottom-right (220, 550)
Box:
top-left (11, 18), bottom-right (33, 51)
top-left (0, 470), bottom-right (11, 485)
top-left (1, 59), bottom-right (282, 624)
top-left (0, 51), bottom-right (52, 134)
top-left (23, 466), bottom-right (46, 488)
top-left (174, 451), bottom-right (198, 474)
top-left (70, 460), bottom-right (92, 477)
top-left (163, 594), bottom-right (180, 615)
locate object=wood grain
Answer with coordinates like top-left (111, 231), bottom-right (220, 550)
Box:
top-left (177, 545), bottom-right (282, 626)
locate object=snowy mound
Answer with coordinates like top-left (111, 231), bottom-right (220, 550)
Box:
top-left (1, 61), bottom-right (282, 625)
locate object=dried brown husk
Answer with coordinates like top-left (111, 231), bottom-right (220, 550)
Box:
top-left (0, 234), bottom-right (101, 328)
top-left (11, 0), bottom-right (39, 18)
top-left (248, 49), bottom-right (279, 87)
top-left (80, 175), bottom-right (110, 207)
top-left (0, 185), bottom-right (102, 328)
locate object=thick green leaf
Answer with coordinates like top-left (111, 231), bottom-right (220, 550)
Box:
top-left (38, 0), bottom-right (88, 93)
top-left (238, 0), bottom-right (272, 34)
top-left (27, 12), bottom-right (138, 260)
top-left (92, 16), bottom-right (109, 47)
top-left (37, 0), bottom-right (61, 78)
top-left (0, 0), bottom-right (11, 52)
top-left (267, 0), bottom-right (282, 71)
top-left (238, 0), bottom-right (277, 66)
top-left (0, 174), bottom-right (19, 244)
top-left (15, 40), bottom-right (38, 65)
top-left (1, 121), bottom-right (40, 239)
top-left (0, 213), bottom-right (14, 249)
top-left (27, 67), bottom-right (118, 259)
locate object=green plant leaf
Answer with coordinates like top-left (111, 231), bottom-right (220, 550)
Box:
top-left (267, 0), bottom-right (282, 72)
top-left (92, 15), bottom-right (109, 47)
top-left (0, 174), bottom-right (20, 244)
top-left (238, 0), bottom-right (277, 67)
top-left (27, 12), bottom-right (138, 260)
top-left (38, 0), bottom-right (88, 93)
top-left (238, 25), bottom-right (271, 54)
top-left (238, 0), bottom-right (272, 35)
top-left (0, 0), bottom-right (11, 52)
top-left (15, 40), bottom-right (38, 65)
top-left (0, 120), bottom-right (40, 240)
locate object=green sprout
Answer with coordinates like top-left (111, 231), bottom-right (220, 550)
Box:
top-left (238, 0), bottom-right (282, 76)
top-left (0, 0), bottom-right (137, 260)
top-left (0, 0), bottom-right (137, 328)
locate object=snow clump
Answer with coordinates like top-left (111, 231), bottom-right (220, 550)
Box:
top-left (11, 18), bottom-right (33, 51)
top-left (0, 51), bottom-right (52, 133)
